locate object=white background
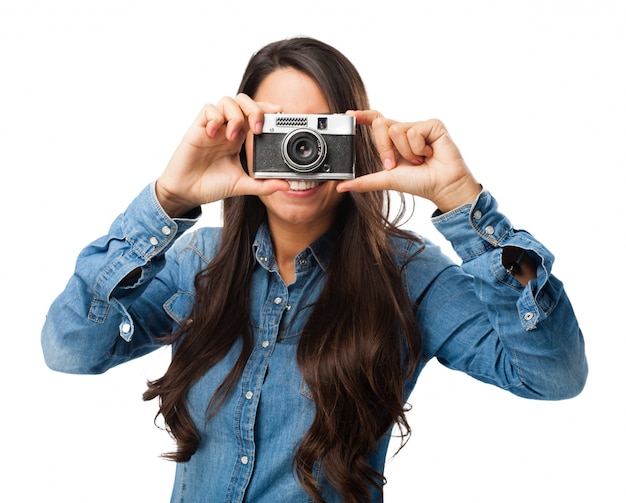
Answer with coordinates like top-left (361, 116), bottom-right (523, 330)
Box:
top-left (1, 1), bottom-right (624, 501)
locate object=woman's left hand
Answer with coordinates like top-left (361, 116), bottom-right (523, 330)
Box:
top-left (336, 110), bottom-right (482, 213)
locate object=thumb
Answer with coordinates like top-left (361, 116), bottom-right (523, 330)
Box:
top-left (336, 170), bottom-right (393, 193)
top-left (234, 177), bottom-right (290, 197)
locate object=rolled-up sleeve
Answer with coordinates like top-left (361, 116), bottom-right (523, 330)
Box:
top-left (41, 182), bottom-right (200, 374)
top-left (416, 190), bottom-right (587, 399)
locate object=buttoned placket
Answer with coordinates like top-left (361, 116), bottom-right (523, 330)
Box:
top-left (227, 267), bottom-right (291, 502)
top-left (220, 230), bottom-right (325, 501)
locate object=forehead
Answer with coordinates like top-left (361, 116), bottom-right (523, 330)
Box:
top-left (254, 68), bottom-right (330, 114)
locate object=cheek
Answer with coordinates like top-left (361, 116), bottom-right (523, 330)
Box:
top-left (325, 182), bottom-right (342, 198)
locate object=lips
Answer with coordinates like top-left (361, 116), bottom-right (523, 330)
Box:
top-left (287, 180), bottom-right (323, 191)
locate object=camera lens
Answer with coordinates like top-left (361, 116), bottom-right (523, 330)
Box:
top-left (282, 129), bottom-right (327, 172)
top-left (292, 137), bottom-right (316, 161)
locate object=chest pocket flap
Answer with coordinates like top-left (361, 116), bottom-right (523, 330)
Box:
top-left (164, 291), bottom-right (196, 327)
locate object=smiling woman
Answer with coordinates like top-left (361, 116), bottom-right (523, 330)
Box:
top-left (245, 67), bottom-right (347, 246)
top-left (41, 36), bottom-right (587, 503)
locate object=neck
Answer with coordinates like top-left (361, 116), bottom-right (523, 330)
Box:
top-left (267, 217), bottom-right (333, 285)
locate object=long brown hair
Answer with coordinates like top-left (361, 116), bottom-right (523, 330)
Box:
top-left (144, 37), bottom-right (422, 502)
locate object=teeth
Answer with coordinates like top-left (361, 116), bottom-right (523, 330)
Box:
top-left (288, 180), bottom-right (322, 191)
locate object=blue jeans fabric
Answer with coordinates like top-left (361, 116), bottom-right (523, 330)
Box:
top-left (42, 183), bottom-right (587, 502)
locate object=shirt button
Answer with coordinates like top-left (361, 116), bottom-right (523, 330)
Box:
top-left (260, 256), bottom-right (268, 263)
top-left (241, 456), bottom-right (249, 465)
top-left (473, 210), bottom-right (483, 220)
top-left (149, 236), bottom-right (159, 246)
top-left (121, 322), bottom-right (131, 334)
top-left (262, 341), bottom-right (270, 348)
top-left (274, 297), bottom-right (283, 305)
top-left (299, 258), bottom-right (308, 266)
top-left (524, 312), bottom-right (534, 321)
top-left (245, 391), bottom-right (253, 400)
top-left (161, 225), bottom-right (172, 236)
top-left (484, 225), bottom-right (495, 235)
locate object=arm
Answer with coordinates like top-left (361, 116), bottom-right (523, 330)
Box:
top-left (42, 95), bottom-right (290, 373)
top-left (338, 112), bottom-right (587, 399)
top-left (41, 183), bottom-right (200, 374)
top-left (424, 190), bottom-right (587, 399)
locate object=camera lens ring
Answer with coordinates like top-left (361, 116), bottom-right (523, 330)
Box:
top-left (281, 128), bottom-right (327, 172)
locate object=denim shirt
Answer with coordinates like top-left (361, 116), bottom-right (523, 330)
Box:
top-left (41, 183), bottom-right (587, 502)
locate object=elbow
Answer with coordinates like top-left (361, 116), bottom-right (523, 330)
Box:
top-left (557, 360), bottom-right (588, 400)
top-left (526, 324), bottom-right (589, 400)
top-left (522, 356), bottom-right (589, 401)
top-left (41, 322), bottom-right (69, 373)
top-left (548, 335), bottom-right (589, 400)
top-left (41, 333), bottom-right (91, 375)
top-left (544, 373), bottom-right (587, 401)
top-left (41, 320), bottom-right (108, 375)
top-left (42, 346), bottom-right (108, 375)
top-left (42, 347), bottom-right (91, 375)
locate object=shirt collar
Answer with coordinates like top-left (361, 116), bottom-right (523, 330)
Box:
top-left (252, 220), bottom-right (337, 272)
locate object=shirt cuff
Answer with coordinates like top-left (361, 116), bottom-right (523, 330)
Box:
top-left (431, 189), bottom-right (514, 260)
top-left (89, 182), bottom-right (201, 307)
top-left (431, 189), bottom-right (559, 329)
top-left (120, 182), bottom-right (201, 261)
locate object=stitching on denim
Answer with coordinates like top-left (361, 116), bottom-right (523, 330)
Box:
top-left (87, 298), bottom-right (110, 323)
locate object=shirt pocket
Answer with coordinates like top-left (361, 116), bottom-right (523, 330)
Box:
top-left (299, 378), bottom-right (314, 401)
top-left (163, 291), bottom-right (195, 327)
top-left (274, 329), bottom-right (313, 401)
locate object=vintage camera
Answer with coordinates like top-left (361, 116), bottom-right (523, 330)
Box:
top-left (252, 113), bottom-right (356, 180)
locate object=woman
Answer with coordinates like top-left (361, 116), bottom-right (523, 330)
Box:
top-left (42, 37), bottom-right (587, 502)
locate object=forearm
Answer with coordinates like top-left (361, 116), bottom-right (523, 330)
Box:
top-left (431, 190), bottom-right (587, 398)
top-left (41, 183), bottom-right (200, 373)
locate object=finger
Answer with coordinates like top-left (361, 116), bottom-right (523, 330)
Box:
top-left (235, 94), bottom-right (265, 135)
top-left (336, 170), bottom-right (393, 193)
top-left (199, 104), bottom-right (225, 138)
top-left (217, 97), bottom-right (247, 141)
top-left (236, 94), bottom-right (284, 134)
top-left (388, 123), bottom-right (427, 165)
top-left (347, 109), bottom-right (383, 126)
top-left (410, 119), bottom-right (451, 156)
top-left (254, 101), bottom-right (284, 131)
top-left (234, 176), bottom-right (290, 197)
top-left (348, 110), bottom-right (397, 169)
top-left (256, 101), bottom-right (284, 118)
top-left (371, 116), bottom-right (397, 169)
top-left (406, 123), bottom-right (435, 158)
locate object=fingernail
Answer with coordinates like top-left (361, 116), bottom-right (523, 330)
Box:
top-left (255, 122), bottom-right (263, 134)
top-left (384, 158), bottom-right (394, 170)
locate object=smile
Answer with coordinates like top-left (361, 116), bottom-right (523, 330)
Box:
top-left (288, 180), bottom-right (323, 191)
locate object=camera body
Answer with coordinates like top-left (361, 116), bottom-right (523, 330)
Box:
top-left (252, 113), bottom-right (356, 180)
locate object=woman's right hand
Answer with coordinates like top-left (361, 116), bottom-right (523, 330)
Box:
top-left (155, 94), bottom-right (290, 217)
